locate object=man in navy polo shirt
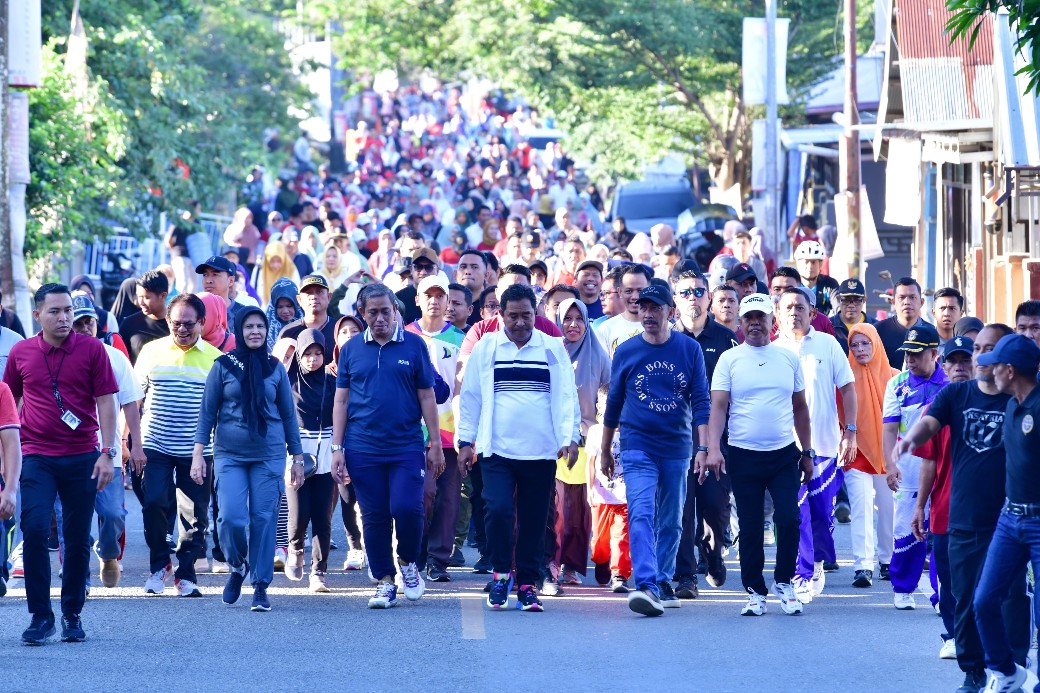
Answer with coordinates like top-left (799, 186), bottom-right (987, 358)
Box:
top-left (3, 284), bottom-right (119, 644)
top-left (330, 283), bottom-right (444, 610)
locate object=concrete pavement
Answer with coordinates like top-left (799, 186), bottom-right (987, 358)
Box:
top-left (0, 494), bottom-right (1034, 692)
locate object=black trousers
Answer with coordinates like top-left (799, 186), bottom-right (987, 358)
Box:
top-left (142, 449), bottom-right (211, 581)
top-left (420, 448), bottom-right (461, 571)
top-left (728, 444), bottom-right (801, 596)
top-left (20, 452), bottom-right (97, 618)
top-left (675, 463), bottom-right (732, 579)
top-left (482, 455), bottom-right (555, 586)
top-left (469, 457), bottom-right (487, 554)
top-left (948, 528), bottom-right (1031, 672)
top-left (287, 472), bottom-right (337, 572)
top-left (338, 482), bottom-right (363, 550)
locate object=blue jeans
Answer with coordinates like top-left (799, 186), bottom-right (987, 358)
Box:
top-left (621, 449), bottom-right (689, 595)
top-left (973, 509), bottom-right (1040, 677)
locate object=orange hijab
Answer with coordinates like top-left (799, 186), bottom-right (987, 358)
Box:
top-left (845, 323), bottom-right (898, 473)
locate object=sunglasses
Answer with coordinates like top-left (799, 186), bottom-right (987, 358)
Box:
top-left (676, 287), bottom-right (707, 299)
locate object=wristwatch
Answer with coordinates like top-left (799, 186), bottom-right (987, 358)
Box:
top-left (844, 424), bottom-right (858, 433)
top-left (458, 441), bottom-right (473, 449)
top-left (330, 444), bottom-right (344, 453)
top-left (696, 446), bottom-right (709, 453)
top-left (800, 448), bottom-right (816, 460)
top-left (101, 446), bottom-right (119, 459)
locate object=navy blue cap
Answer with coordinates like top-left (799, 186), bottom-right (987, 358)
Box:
top-left (977, 333), bottom-right (1040, 370)
top-left (897, 324), bottom-right (941, 352)
top-left (637, 284), bottom-right (674, 307)
top-left (194, 255), bottom-right (236, 275)
top-left (941, 335), bottom-right (974, 361)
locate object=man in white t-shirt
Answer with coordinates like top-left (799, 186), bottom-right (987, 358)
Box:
top-left (705, 293), bottom-right (814, 617)
top-left (595, 264), bottom-right (650, 358)
top-left (774, 287), bottom-right (857, 604)
top-left (68, 296), bottom-right (145, 590)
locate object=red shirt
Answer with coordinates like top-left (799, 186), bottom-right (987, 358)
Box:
top-left (3, 333), bottom-right (118, 457)
top-left (460, 315), bottom-right (563, 359)
top-left (914, 423), bottom-right (951, 535)
top-left (0, 382), bottom-right (18, 431)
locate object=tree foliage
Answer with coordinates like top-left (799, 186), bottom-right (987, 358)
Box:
top-left (946, 0), bottom-right (1040, 94)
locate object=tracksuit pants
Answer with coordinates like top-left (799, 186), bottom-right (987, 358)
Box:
top-left (891, 455), bottom-right (928, 595)
top-left (215, 457), bottom-right (284, 587)
top-left (795, 456), bottom-right (843, 581)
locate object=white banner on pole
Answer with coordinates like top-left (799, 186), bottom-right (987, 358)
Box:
top-left (742, 17), bottom-right (790, 106)
top-left (10, 0), bottom-right (43, 88)
top-left (8, 93), bottom-right (31, 185)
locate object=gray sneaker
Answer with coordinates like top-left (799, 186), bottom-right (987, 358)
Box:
top-left (628, 588), bottom-right (664, 617)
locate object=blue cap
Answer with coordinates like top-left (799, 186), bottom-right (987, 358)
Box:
top-left (71, 294), bottom-right (97, 321)
top-left (194, 255), bottom-right (236, 275)
top-left (941, 335), bottom-right (974, 361)
top-left (976, 333), bottom-right (1040, 370)
top-left (637, 284), bottom-right (674, 307)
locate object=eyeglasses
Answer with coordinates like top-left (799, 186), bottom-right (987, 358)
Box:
top-left (677, 288), bottom-right (707, 299)
top-left (169, 320), bottom-right (198, 331)
top-left (839, 295), bottom-right (865, 303)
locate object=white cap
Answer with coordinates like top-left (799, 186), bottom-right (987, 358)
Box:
top-left (794, 240), bottom-right (826, 260)
top-left (739, 293), bottom-right (774, 317)
top-left (416, 273), bottom-right (449, 296)
top-left (356, 212), bottom-right (372, 226)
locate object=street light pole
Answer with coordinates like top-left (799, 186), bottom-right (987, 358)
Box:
top-left (842, 0), bottom-right (862, 277)
top-left (765, 0), bottom-right (779, 247)
top-left (0, 0), bottom-right (13, 308)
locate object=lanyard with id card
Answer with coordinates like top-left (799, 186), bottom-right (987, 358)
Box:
top-left (44, 348), bottom-right (81, 430)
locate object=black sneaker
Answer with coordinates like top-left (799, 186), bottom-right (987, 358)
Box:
top-left (472, 554), bottom-right (493, 574)
top-left (706, 557), bottom-right (727, 588)
top-left (594, 561), bottom-right (611, 586)
top-left (955, 669), bottom-right (986, 693)
top-left (60, 613), bottom-right (85, 642)
top-left (852, 569), bottom-right (873, 588)
top-left (22, 614), bottom-right (56, 645)
top-left (675, 575), bottom-right (699, 599)
top-left (823, 561), bottom-right (840, 572)
top-left (539, 576), bottom-right (562, 597)
top-left (515, 584), bottom-right (543, 612)
top-left (251, 583), bottom-right (271, 612)
top-left (879, 563), bottom-right (891, 581)
top-left (222, 564), bottom-right (248, 605)
top-left (610, 575), bottom-right (630, 593)
top-left (834, 500), bottom-right (852, 524)
top-left (486, 574), bottom-right (513, 609)
top-left (427, 566), bottom-right (451, 582)
top-left (448, 546), bottom-right (465, 567)
top-left (658, 581), bottom-right (681, 608)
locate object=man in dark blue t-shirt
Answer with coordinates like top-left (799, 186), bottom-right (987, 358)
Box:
top-left (599, 284), bottom-right (710, 617)
top-left (331, 284), bottom-right (441, 610)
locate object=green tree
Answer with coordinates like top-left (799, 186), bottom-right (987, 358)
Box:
top-left (947, 1), bottom-right (1040, 93)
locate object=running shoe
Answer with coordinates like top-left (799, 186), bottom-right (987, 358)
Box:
top-left (773, 581), bottom-right (803, 615)
top-left (175, 578), bottom-right (202, 598)
top-left (222, 563), bottom-right (248, 606)
top-left (273, 547), bottom-right (287, 570)
top-left (251, 584), bottom-right (271, 612)
top-left (982, 665), bottom-right (1027, 693)
top-left (658, 581), bottom-right (681, 608)
top-left (310, 572), bottom-right (330, 593)
top-left (628, 588), bottom-right (664, 617)
top-left (144, 561), bottom-right (173, 595)
top-left (879, 562), bottom-right (890, 580)
top-left (516, 585), bottom-right (543, 612)
top-left (763, 521), bottom-right (775, 545)
top-left (398, 562), bottom-right (425, 601)
top-left (741, 591), bottom-right (767, 616)
top-left (368, 581), bottom-right (398, 609)
top-left (487, 573), bottom-right (513, 609)
top-left (939, 638), bottom-right (957, 660)
top-left (427, 566), bottom-right (451, 582)
top-left (284, 550), bottom-right (304, 581)
top-left (811, 561), bottom-right (826, 596)
top-left (472, 554), bottom-right (493, 574)
top-left (21, 614), bottom-right (55, 645)
top-left (675, 575), bottom-right (699, 599)
top-left (561, 567), bottom-right (582, 584)
top-left (60, 613), bottom-right (85, 642)
top-left (792, 576), bottom-right (814, 604)
top-left (852, 569), bottom-right (873, 588)
top-left (610, 575), bottom-right (630, 593)
top-left (894, 592), bottom-right (916, 610)
top-left (343, 549), bottom-right (366, 571)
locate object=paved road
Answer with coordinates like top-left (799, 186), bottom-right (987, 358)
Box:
top-left (1, 495), bottom-right (1035, 692)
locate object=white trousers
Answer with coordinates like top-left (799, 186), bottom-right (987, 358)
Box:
top-left (845, 467), bottom-right (894, 571)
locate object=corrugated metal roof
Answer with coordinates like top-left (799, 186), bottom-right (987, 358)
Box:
top-left (894, 0), bottom-right (994, 125)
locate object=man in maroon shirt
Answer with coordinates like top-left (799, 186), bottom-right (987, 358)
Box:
top-left (2, 284), bottom-right (118, 645)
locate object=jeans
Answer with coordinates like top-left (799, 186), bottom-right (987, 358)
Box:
top-left (973, 509), bottom-right (1040, 676)
top-left (621, 449), bottom-right (689, 595)
top-left (287, 472), bottom-right (337, 573)
top-left (482, 455), bottom-right (555, 586)
top-left (795, 456), bottom-right (843, 581)
top-left (21, 453), bottom-right (98, 618)
top-left (845, 468), bottom-right (893, 570)
top-left (345, 450), bottom-right (425, 582)
top-left (728, 444), bottom-right (801, 596)
top-left (216, 457), bottom-right (284, 587)
top-left (675, 463), bottom-right (731, 580)
top-left (421, 448), bottom-right (461, 572)
top-left (950, 527), bottom-right (1031, 674)
top-left (143, 449), bottom-right (211, 581)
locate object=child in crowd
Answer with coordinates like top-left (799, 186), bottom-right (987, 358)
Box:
top-left (585, 387), bottom-right (630, 592)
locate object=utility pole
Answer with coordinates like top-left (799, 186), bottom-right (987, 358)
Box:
top-left (842, 0), bottom-right (862, 277)
top-left (0, 0), bottom-right (13, 309)
top-left (764, 0), bottom-right (778, 246)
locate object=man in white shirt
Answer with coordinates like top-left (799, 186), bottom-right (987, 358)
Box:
top-left (457, 284), bottom-right (579, 613)
top-left (774, 287), bottom-right (858, 603)
top-left (705, 294), bottom-right (814, 617)
top-left (595, 264), bottom-right (651, 358)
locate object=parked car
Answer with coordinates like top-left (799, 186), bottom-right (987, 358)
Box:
top-left (607, 179), bottom-right (697, 237)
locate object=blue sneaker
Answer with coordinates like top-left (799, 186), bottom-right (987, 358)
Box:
top-left (487, 573), bottom-right (513, 610)
top-left (222, 563), bottom-right (248, 606)
top-left (368, 581), bottom-right (398, 609)
top-left (516, 584), bottom-right (543, 612)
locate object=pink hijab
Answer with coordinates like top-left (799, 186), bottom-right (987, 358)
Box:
top-left (197, 292), bottom-right (236, 352)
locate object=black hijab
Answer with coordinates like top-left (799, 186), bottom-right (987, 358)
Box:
top-left (110, 277), bottom-right (141, 323)
top-left (216, 306), bottom-right (278, 437)
top-left (288, 328), bottom-right (335, 431)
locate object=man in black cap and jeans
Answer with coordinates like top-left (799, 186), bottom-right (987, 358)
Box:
top-left (830, 278), bottom-right (876, 355)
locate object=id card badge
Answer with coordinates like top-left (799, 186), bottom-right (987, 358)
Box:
top-left (61, 410), bottom-right (82, 430)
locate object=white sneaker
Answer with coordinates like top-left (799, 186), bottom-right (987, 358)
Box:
top-left (763, 521), bottom-right (775, 545)
top-left (894, 592), bottom-right (916, 610)
top-left (772, 581), bottom-right (803, 615)
top-left (939, 638), bottom-right (957, 660)
top-left (284, 551), bottom-right (304, 581)
top-left (144, 562), bottom-right (173, 595)
top-left (811, 561), bottom-right (826, 597)
top-left (343, 549), bottom-right (366, 571)
top-left (561, 567), bottom-right (583, 585)
top-left (212, 560), bottom-right (229, 574)
top-left (273, 547), bottom-right (288, 570)
top-left (397, 562), bottom-right (425, 601)
top-left (793, 577), bottom-right (814, 604)
top-left (983, 664), bottom-right (1028, 692)
top-left (175, 578), bottom-right (202, 597)
top-left (741, 591), bottom-right (767, 616)
top-left (368, 581), bottom-right (398, 609)
top-left (309, 572), bottom-right (330, 593)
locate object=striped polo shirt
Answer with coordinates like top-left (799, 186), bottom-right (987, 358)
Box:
top-left (134, 336), bottom-right (221, 457)
top-left (489, 338), bottom-right (555, 460)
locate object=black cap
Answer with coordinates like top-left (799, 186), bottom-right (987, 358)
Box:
top-left (299, 274), bottom-right (330, 291)
top-left (195, 255), bottom-right (236, 275)
top-left (638, 284), bottom-right (674, 307)
top-left (941, 335), bottom-right (974, 361)
top-left (954, 316), bottom-right (985, 337)
top-left (897, 324), bottom-right (941, 353)
top-left (521, 231), bottom-right (541, 249)
top-left (575, 260), bottom-right (603, 276)
top-left (837, 278), bottom-right (866, 297)
top-left (527, 259), bottom-right (548, 275)
top-left (670, 259), bottom-right (701, 281)
top-left (725, 262), bottom-right (756, 283)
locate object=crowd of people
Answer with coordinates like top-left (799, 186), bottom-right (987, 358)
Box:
top-left (0, 85), bottom-right (1038, 693)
